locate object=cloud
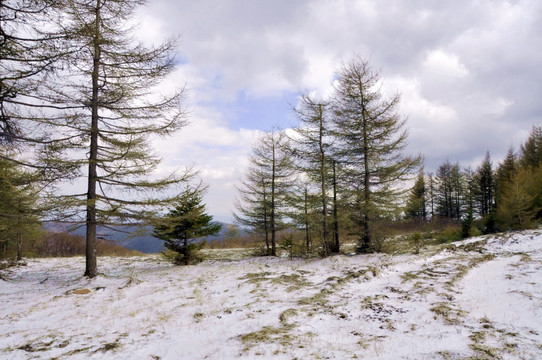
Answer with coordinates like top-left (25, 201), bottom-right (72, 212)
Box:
top-left (152, 104), bottom-right (261, 220)
top-left (133, 0), bottom-right (542, 220)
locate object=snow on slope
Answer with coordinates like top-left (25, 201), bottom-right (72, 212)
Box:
top-left (1, 231), bottom-right (541, 359)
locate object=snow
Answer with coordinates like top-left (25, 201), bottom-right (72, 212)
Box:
top-left (1, 230), bottom-right (542, 359)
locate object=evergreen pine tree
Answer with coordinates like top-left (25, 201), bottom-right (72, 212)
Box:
top-left (476, 151), bottom-right (495, 217)
top-left (405, 171), bottom-right (426, 220)
top-left (153, 188), bottom-right (221, 265)
top-left (0, 156), bottom-right (41, 260)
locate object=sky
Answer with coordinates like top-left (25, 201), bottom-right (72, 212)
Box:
top-left (133, 0), bottom-right (542, 223)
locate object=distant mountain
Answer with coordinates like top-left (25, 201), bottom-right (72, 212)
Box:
top-left (43, 222), bottom-right (245, 254)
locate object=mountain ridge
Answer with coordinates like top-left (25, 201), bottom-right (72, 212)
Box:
top-left (43, 221), bottom-right (243, 253)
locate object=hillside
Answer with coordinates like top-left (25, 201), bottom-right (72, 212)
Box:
top-left (1, 230), bottom-right (541, 359)
top-left (44, 222), bottom-right (243, 253)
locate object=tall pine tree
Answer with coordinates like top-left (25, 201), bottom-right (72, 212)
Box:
top-left (476, 151), bottom-right (495, 217)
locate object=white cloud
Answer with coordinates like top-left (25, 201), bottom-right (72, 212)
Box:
top-left (423, 50), bottom-right (469, 79)
top-left (130, 0), bottom-right (542, 219)
top-left (152, 106), bottom-right (260, 220)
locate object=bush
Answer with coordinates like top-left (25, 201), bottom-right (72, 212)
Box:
top-left (410, 232), bottom-right (422, 254)
top-left (36, 231), bottom-right (141, 257)
top-left (435, 225), bottom-right (462, 243)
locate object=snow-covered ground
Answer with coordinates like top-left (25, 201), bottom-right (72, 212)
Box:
top-left (1, 230), bottom-right (541, 359)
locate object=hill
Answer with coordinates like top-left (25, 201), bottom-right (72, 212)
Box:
top-left (44, 222), bottom-right (245, 253)
top-left (1, 230), bottom-right (541, 359)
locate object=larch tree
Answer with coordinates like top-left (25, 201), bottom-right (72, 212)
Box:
top-left (518, 126), bottom-right (542, 219)
top-left (283, 180), bottom-right (319, 256)
top-left (435, 160), bottom-right (462, 220)
top-left (461, 167), bottom-right (476, 238)
top-left (234, 159), bottom-right (272, 254)
top-left (332, 56), bottom-right (421, 252)
top-left (44, 0), bottom-right (191, 277)
top-left (235, 129), bottom-right (294, 256)
top-left (427, 172), bottom-right (436, 219)
top-left (495, 146), bottom-right (517, 207)
top-left (291, 94), bottom-right (338, 253)
top-left (1, 0), bottom-right (78, 186)
top-left (1, 0), bottom-right (53, 143)
top-left (519, 125), bottom-right (542, 169)
top-left (495, 169), bottom-right (537, 231)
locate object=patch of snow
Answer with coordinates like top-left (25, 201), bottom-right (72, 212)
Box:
top-left (1, 231), bottom-right (541, 359)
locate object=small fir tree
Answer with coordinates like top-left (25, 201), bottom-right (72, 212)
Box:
top-left (153, 189), bottom-right (221, 265)
top-left (405, 171), bottom-right (426, 220)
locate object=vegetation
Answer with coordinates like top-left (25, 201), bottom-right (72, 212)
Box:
top-left (0, 158), bottom-right (42, 260)
top-left (290, 94), bottom-right (336, 254)
top-left (235, 129), bottom-right (295, 256)
top-left (1, 0), bottom-right (540, 267)
top-left (153, 188), bottom-right (221, 265)
top-left (235, 56), bottom-right (421, 256)
top-left (2, 230), bottom-right (141, 258)
top-left (37, 232), bottom-right (142, 257)
top-left (332, 56), bottom-right (422, 253)
top-left (1, 0), bottom-right (192, 276)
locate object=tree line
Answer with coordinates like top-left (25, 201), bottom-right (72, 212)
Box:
top-left (405, 126), bottom-right (542, 236)
top-left (235, 56), bottom-right (422, 257)
top-left (235, 56), bottom-right (541, 257)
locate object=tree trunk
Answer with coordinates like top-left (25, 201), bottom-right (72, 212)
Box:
top-left (263, 189), bottom-right (270, 255)
top-left (183, 236), bottom-right (188, 265)
top-left (270, 142), bottom-right (276, 256)
top-left (332, 160), bottom-right (340, 252)
top-left (360, 113), bottom-right (371, 252)
top-left (318, 104), bottom-right (329, 251)
top-left (16, 232), bottom-right (22, 261)
top-left (304, 187), bottom-right (310, 256)
top-left (16, 199), bottom-right (23, 261)
top-left (85, 0), bottom-right (101, 278)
